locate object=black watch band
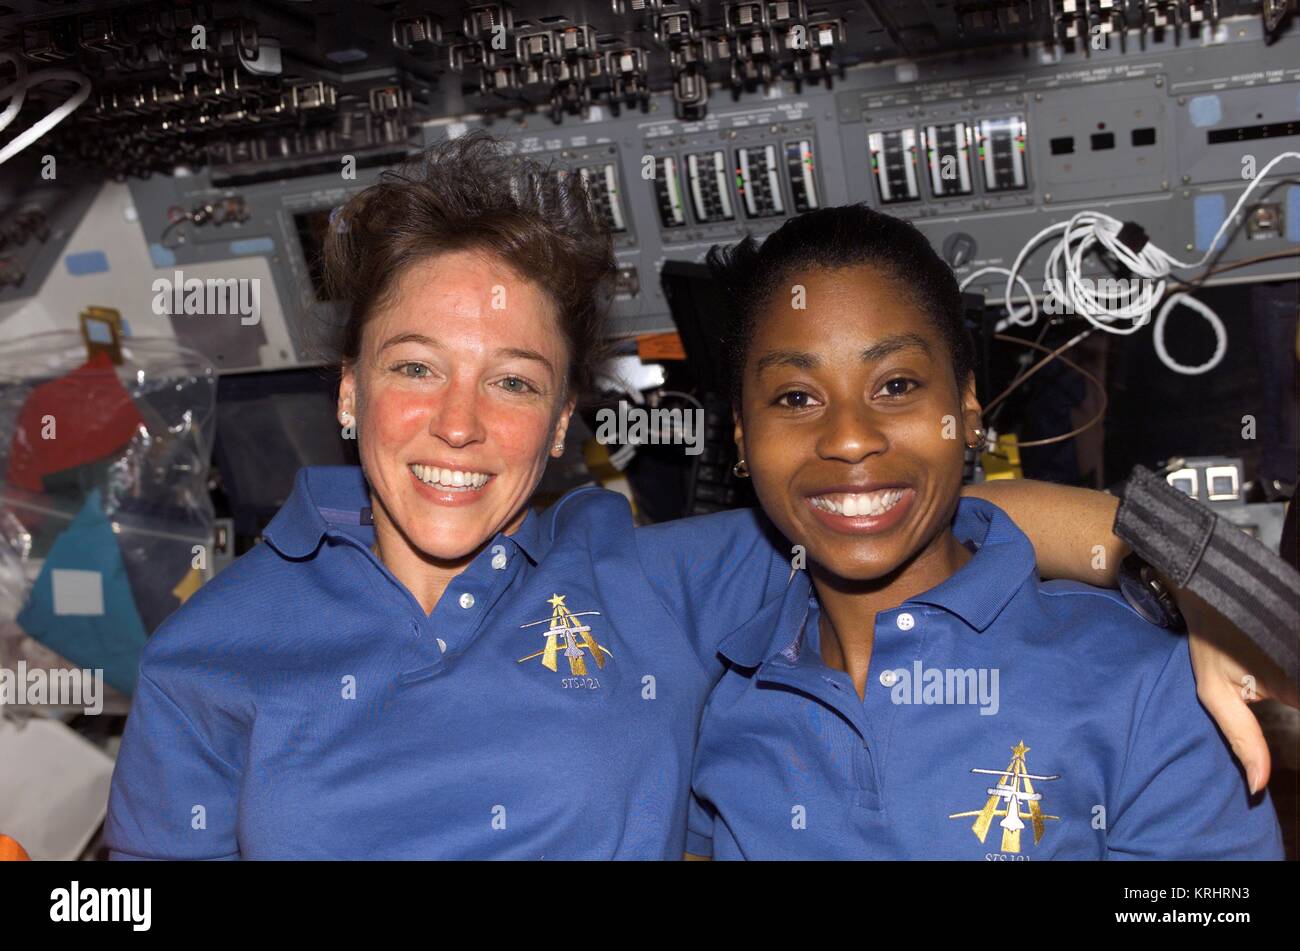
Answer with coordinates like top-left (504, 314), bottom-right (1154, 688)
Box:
top-left (1114, 464), bottom-right (1300, 683)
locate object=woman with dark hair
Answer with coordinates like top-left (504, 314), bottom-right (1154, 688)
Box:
top-left (105, 133), bottom-right (1276, 859)
top-left (687, 204), bottom-right (1283, 859)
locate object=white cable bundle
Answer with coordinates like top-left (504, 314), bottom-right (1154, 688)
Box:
top-left (962, 150), bottom-right (1300, 375)
top-left (0, 50), bottom-right (91, 165)
top-left (0, 51), bottom-right (27, 134)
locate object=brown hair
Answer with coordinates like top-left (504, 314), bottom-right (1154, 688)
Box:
top-left (318, 130), bottom-right (616, 396)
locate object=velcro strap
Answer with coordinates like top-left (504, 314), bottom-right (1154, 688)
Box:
top-left (1117, 465), bottom-right (1300, 682)
top-left (1115, 464), bottom-right (1215, 587)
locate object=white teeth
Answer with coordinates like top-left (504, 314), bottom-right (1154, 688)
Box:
top-left (410, 464), bottom-right (491, 491)
top-left (810, 488), bottom-right (906, 518)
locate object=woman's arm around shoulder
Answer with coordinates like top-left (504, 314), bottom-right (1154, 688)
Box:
top-left (964, 478), bottom-right (1295, 793)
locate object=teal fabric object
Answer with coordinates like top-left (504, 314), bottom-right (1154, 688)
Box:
top-left (17, 489), bottom-right (149, 695)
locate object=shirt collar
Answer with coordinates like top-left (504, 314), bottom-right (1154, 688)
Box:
top-left (717, 568), bottom-right (815, 668)
top-left (906, 496), bottom-right (1037, 631)
top-left (505, 500), bottom-right (545, 564)
top-left (717, 496), bottom-right (1037, 667)
top-left (262, 465), bottom-right (547, 564)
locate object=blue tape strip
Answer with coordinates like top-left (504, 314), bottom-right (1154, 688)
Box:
top-left (64, 250), bottom-right (109, 275)
top-left (1287, 186), bottom-right (1300, 243)
top-left (1188, 95), bottom-right (1222, 129)
top-left (148, 243), bottom-right (176, 267)
top-left (229, 237), bottom-right (274, 255)
top-left (1193, 193), bottom-right (1228, 252)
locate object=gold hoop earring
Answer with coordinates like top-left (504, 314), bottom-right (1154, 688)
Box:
top-left (732, 459), bottom-right (749, 478)
top-left (966, 427), bottom-right (987, 450)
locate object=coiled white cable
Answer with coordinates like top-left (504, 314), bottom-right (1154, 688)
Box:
top-left (1152, 292), bottom-right (1228, 376)
top-left (981, 150), bottom-right (1300, 374)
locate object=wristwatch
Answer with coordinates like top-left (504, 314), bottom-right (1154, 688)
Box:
top-left (1117, 551), bottom-right (1186, 631)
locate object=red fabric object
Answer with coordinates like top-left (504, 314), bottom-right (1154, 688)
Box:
top-left (5, 352), bottom-right (144, 491)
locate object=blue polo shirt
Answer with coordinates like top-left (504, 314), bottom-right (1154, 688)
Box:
top-left (689, 497), bottom-right (1284, 860)
top-left (105, 465), bottom-right (790, 859)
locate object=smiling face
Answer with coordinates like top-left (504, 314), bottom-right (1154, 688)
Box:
top-left (736, 264), bottom-right (982, 583)
top-left (338, 248), bottom-right (574, 564)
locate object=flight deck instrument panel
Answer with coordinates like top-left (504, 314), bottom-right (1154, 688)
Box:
top-left (0, 1), bottom-right (1294, 370)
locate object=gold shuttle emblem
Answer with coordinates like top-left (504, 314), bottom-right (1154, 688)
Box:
top-left (517, 594), bottom-right (613, 676)
top-left (948, 741), bottom-right (1061, 854)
